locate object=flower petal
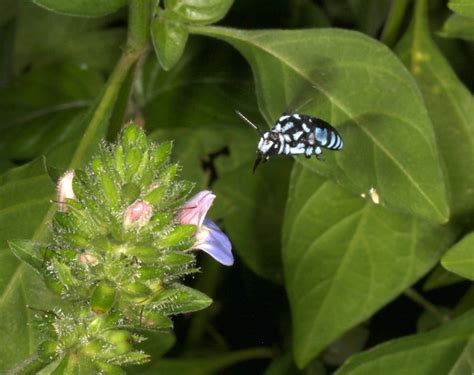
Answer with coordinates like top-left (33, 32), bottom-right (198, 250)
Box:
top-left (57, 170), bottom-right (76, 212)
top-left (194, 219), bottom-right (233, 266)
top-left (177, 190), bottom-right (215, 227)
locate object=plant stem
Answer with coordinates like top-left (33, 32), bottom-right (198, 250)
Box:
top-left (404, 288), bottom-right (450, 324)
top-left (127, 0), bottom-right (152, 53)
top-left (34, 0), bottom-right (153, 243)
top-left (380, 0), bottom-right (409, 47)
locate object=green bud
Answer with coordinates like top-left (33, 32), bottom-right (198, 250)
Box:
top-left (143, 185), bottom-right (167, 205)
top-left (44, 272), bottom-right (64, 295)
top-left (121, 124), bottom-right (140, 149)
top-left (62, 233), bottom-right (90, 248)
top-left (136, 265), bottom-right (165, 281)
top-left (122, 282), bottom-right (151, 297)
top-left (133, 149), bottom-right (150, 184)
top-left (159, 251), bottom-right (195, 268)
top-left (89, 311), bottom-right (121, 335)
top-left (121, 183), bottom-right (140, 203)
top-left (51, 259), bottom-right (77, 289)
top-left (101, 173), bottom-right (120, 209)
top-left (160, 164), bottom-right (177, 185)
top-left (90, 281), bottom-right (116, 314)
top-left (38, 340), bottom-right (58, 360)
top-left (141, 310), bottom-right (173, 329)
top-left (114, 145), bottom-right (125, 179)
top-left (82, 339), bottom-right (103, 358)
top-left (150, 212), bottom-right (171, 231)
top-left (155, 225), bottom-right (195, 248)
top-left (125, 148), bottom-right (143, 181)
top-left (102, 330), bottom-right (133, 355)
top-left (91, 157), bottom-right (104, 176)
top-left (95, 362), bottom-right (128, 375)
top-left (122, 245), bottom-right (157, 259)
top-left (152, 142), bottom-right (172, 168)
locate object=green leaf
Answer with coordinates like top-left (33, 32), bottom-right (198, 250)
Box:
top-left (282, 164), bottom-right (457, 367)
top-left (213, 152), bottom-right (292, 283)
top-left (449, 0), bottom-right (474, 19)
top-left (336, 309), bottom-right (474, 374)
top-left (0, 159), bottom-right (60, 372)
top-left (136, 347), bottom-right (273, 375)
top-left (32, 0), bottom-right (126, 17)
top-left (442, 232), bottom-right (474, 280)
top-left (0, 63), bottom-right (103, 161)
top-left (164, 0), bottom-right (234, 25)
top-left (441, 14), bottom-right (474, 41)
top-left (151, 15), bottom-right (189, 71)
top-left (422, 265), bottom-right (463, 291)
top-left (8, 239), bottom-right (44, 273)
top-left (159, 284), bottom-right (212, 314)
top-left (14, 1), bottom-right (125, 73)
top-left (396, 0), bottom-right (474, 220)
top-left (190, 26), bottom-right (450, 224)
top-left (348, 0), bottom-right (391, 36)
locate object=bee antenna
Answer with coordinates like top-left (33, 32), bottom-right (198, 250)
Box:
top-left (235, 110), bottom-right (263, 136)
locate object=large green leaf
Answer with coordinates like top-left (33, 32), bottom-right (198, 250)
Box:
top-left (282, 163), bottom-right (456, 367)
top-left (32, 0), bottom-right (126, 17)
top-left (441, 14), bottom-right (474, 41)
top-left (0, 64), bottom-right (103, 161)
top-left (441, 232), bottom-right (474, 280)
top-left (0, 158), bottom-right (59, 372)
top-left (449, 0), bottom-right (474, 19)
top-left (190, 26), bottom-right (449, 224)
top-left (14, 0), bottom-right (125, 72)
top-left (336, 309), bottom-right (474, 374)
top-left (396, 0), bottom-right (474, 220)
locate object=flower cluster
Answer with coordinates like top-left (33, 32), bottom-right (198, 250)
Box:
top-left (12, 124), bottom-right (233, 372)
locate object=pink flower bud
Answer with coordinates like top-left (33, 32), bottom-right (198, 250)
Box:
top-left (56, 170), bottom-right (76, 212)
top-left (123, 199), bottom-right (153, 229)
top-left (177, 191), bottom-right (215, 227)
top-left (78, 252), bottom-right (99, 266)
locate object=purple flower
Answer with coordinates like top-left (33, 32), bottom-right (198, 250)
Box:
top-left (178, 191), bottom-right (233, 266)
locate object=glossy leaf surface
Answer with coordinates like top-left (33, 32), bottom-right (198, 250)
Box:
top-left (283, 163), bottom-right (456, 367)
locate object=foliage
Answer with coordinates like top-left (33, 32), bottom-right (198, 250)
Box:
top-left (1, 0), bottom-right (474, 373)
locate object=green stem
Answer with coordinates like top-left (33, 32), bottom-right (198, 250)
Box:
top-left (127, 0), bottom-right (152, 53)
top-left (404, 288), bottom-right (450, 324)
top-left (380, 0), bottom-right (409, 47)
top-left (33, 1), bottom-right (152, 243)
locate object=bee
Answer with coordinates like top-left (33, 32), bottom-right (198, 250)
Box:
top-left (236, 111), bottom-right (343, 172)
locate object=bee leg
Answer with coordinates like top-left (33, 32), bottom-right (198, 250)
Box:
top-left (305, 154), bottom-right (311, 159)
top-left (316, 153), bottom-right (325, 161)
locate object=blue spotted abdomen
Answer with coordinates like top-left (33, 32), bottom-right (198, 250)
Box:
top-left (314, 123), bottom-right (343, 150)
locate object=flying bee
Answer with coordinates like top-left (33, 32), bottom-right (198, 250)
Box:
top-left (236, 111), bottom-right (344, 172)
